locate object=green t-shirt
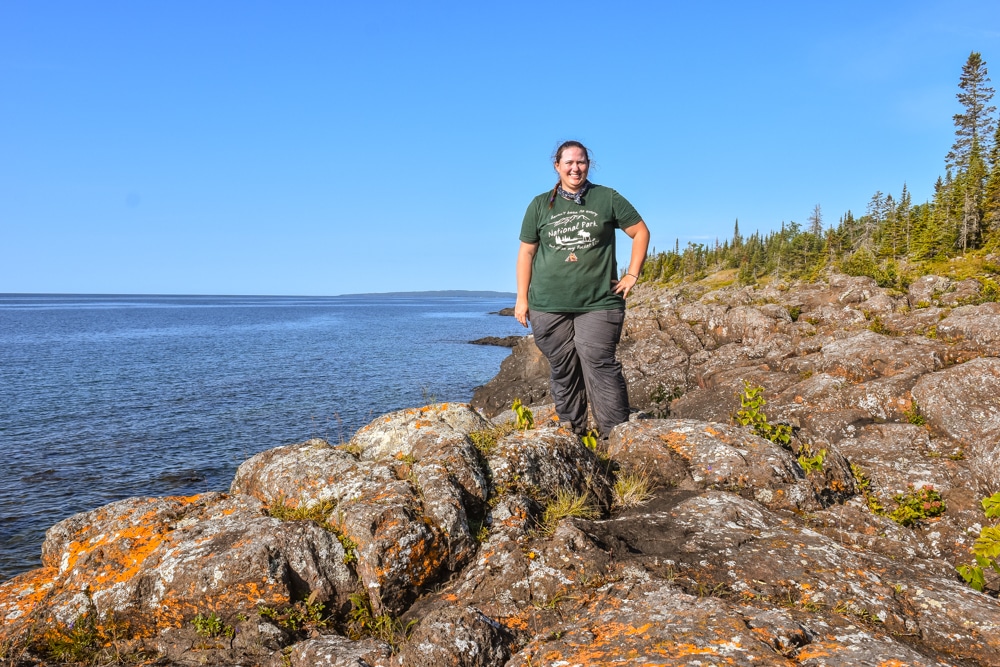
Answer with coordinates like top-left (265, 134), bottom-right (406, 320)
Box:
top-left (519, 184), bottom-right (642, 312)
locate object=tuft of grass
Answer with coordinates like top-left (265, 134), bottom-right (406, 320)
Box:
top-left (267, 495), bottom-right (336, 523)
top-left (468, 421), bottom-right (517, 456)
top-left (268, 497), bottom-right (358, 564)
top-left (538, 488), bottom-right (599, 535)
top-left (612, 471), bottom-right (654, 509)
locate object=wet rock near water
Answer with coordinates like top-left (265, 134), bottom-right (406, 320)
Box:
top-left (469, 335), bottom-right (524, 347)
top-left (4, 274), bottom-right (1000, 665)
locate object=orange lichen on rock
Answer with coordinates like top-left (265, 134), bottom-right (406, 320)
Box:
top-left (658, 431), bottom-right (692, 461)
top-left (500, 613), bottom-right (531, 632)
top-left (0, 567), bottom-right (58, 634)
top-left (61, 516), bottom-right (168, 587)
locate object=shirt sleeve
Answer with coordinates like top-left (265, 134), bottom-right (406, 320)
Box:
top-left (519, 196), bottom-right (542, 244)
top-left (611, 189), bottom-right (643, 229)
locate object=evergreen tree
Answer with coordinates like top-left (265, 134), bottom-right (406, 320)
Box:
top-left (898, 184), bottom-right (913, 256)
top-left (984, 124), bottom-right (1000, 238)
top-left (957, 147), bottom-right (988, 252)
top-left (946, 52), bottom-right (996, 172)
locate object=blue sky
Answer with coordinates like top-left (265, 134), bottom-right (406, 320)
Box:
top-left (2, 2), bottom-right (998, 296)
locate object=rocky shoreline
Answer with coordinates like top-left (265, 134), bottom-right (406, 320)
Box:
top-left (3, 273), bottom-right (1000, 666)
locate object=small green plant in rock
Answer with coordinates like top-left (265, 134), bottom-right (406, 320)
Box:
top-left (904, 401), bottom-right (926, 426)
top-left (346, 592), bottom-right (416, 651)
top-left (192, 612), bottom-right (234, 639)
top-left (39, 614), bottom-right (102, 664)
top-left (851, 463), bottom-right (886, 515)
top-left (259, 594), bottom-right (328, 634)
top-left (337, 532), bottom-right (358, 564)
top-left (512, 398), bottom-right (534, 430)
top-left (867, 315), bottom-right (896, 336)
top-left (469, 517), bottom-right (490, 543)
top-left (888, 484), bottom-right (946, 527)
top-left (833, 600), bottom-right (882, 624)
top-left (797, 445), bottom-right (827, 475)
top-left (32, 608), bottom-right (147, 665)
top-left (958, 491), bottom-right (1000, 592)
top-left (649, 383), bottom-right (684, 418)
top-left (580, 430), bottom-right (598, 452)
top-left (734, 381), bottom-right (791, 447)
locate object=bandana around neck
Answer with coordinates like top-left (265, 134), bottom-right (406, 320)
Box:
top-left (557, 180), bottom-right (591, 205)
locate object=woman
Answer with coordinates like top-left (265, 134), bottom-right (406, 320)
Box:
top-left (515, 140), bottom-right (650, 438)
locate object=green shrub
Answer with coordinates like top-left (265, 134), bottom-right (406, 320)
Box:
top-left (733, 381), bottom-right (791, 447)
top-left (888, 484), bottom-right (946, 527)
top-left (192, 612), bottom-right (233, 639)
top-left (798, 447), bottom-right (827, 475)
top-left (958, 492), bottom-right (1000, 592)
top-left (259, 595), bottom-right (327, 634)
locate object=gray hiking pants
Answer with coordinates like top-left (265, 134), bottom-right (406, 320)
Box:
top-left (529, 308), bottom-right (630, 437)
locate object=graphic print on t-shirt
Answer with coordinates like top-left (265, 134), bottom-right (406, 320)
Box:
top-left (542, 210), bottom-right (601, 261)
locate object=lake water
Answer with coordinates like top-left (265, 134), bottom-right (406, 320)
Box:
top-left (0, 293), bottom-right (523, 582)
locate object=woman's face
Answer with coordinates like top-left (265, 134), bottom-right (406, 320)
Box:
top-left (554, 147), bottom-right (590, 193)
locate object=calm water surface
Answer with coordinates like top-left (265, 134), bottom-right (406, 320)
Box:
top-left (0, 293), bottom-right (522, 581)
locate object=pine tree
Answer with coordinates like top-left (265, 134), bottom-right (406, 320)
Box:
top-left (898, 184), bottom-right (913, 256)
top-left (946, 52), bottom-right (996, 172)
top-left (984, 124), bottom-right (1000, 240)
top-left (957, 148), bottom-right (988, 252)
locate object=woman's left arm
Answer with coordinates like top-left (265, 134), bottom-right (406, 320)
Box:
top-left (613, 220), bottom-right (650, 297)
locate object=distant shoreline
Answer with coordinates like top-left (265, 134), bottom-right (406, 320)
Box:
top-left (337, 290), bottom-right (516, 298)
top-left (1, 290), bottom-right (517, 299)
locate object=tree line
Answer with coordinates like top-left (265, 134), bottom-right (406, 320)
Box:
top-left (641, 51), bottom-right (1000, 288)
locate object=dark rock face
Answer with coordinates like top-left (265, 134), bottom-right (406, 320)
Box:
top-left (469, 335), bottom-right (524, 347)
top-left (4, 275), bottom-right (1000, 666)
top-left (470, 336), bottom-right (552, 417)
